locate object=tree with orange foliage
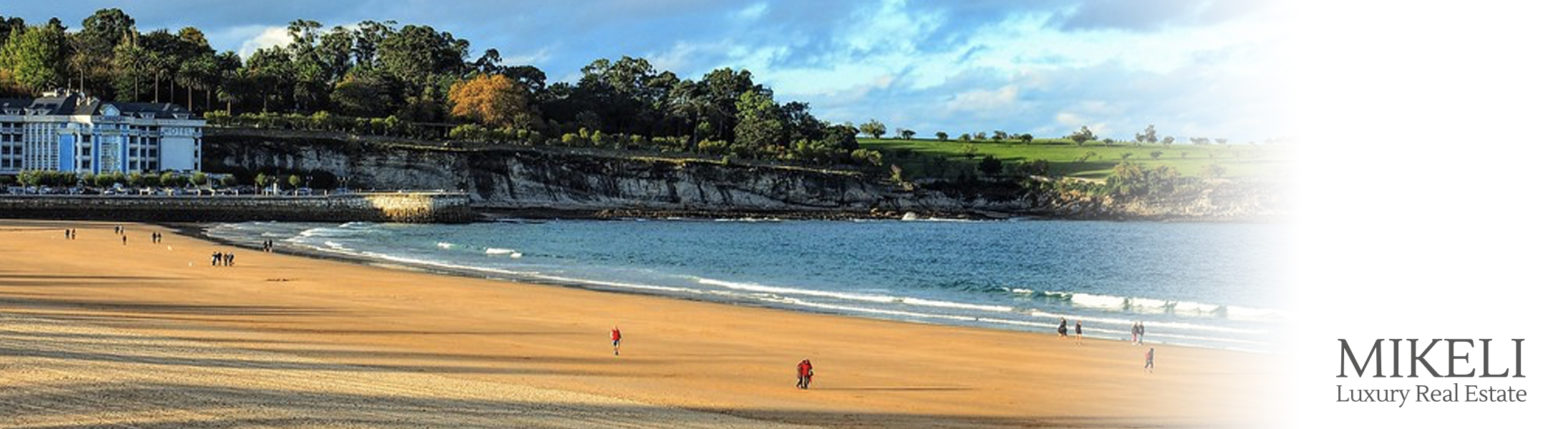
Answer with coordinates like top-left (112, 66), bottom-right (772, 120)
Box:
top-left (448, 73), bottom-right (533, 128)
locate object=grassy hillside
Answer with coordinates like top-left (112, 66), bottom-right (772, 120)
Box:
top-left (860, 138), bottom-right (1286, 180)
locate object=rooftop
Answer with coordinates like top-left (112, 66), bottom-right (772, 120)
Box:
top-left (0, 91), bottom-right (195, 119)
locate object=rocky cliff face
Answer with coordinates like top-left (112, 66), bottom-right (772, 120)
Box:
top-left (203, 131), bottom-right (1040, 217)
top-left (202, 130), bottom-right (1278, 220)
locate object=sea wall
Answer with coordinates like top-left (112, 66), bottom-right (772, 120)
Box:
top-left (0, 192), bottom-right (474, 223)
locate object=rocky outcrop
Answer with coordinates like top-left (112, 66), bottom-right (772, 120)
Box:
top-left (201, 129), bottom-right (1278, 220)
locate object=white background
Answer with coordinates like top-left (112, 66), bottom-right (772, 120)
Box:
top-left (1286, 0), bottom-right (1563, 426)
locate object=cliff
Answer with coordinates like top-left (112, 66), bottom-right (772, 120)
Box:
top-left (201, 129), bottom-right (1278, 220)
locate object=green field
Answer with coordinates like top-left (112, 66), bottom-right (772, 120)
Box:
top-left (859, 138), bottom-right (1287, 180)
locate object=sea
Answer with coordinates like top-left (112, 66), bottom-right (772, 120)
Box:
top-left (207, 218), bottom-right (1287, 352)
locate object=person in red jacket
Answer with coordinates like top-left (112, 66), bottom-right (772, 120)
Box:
top-left (796, 359), bottom-right (814, 389)
top-left (611, 327), bottom-right (622, 356)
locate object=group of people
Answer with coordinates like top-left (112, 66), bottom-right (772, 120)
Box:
top-left (1056, 317), bottom-right (1084, 343)
top-left (150, 232), bottom-right (164, 243)
top-left (211, 251), bottom-right (236, 266)
top-left (261, 239), bottom-right (276, 252)
top-left (62, 229), bottom-right (76, 240)
top-left (1131, 321), bottom-right (1146, 345)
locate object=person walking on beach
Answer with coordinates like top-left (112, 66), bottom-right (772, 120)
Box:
top-left (211, 251), bottom-right (221, 266)
top-left (611, 326), bottom-right (622, 356)
top-left (1137, 322), bottom-right (1146, 345)
top-left (796, 359), bottom-right (814, 389)
top-left (226, 253), bottom-right (235, 266)
top-left (1074, 320), bottom-right (1083, 344)
top-left (1057, 317), bottom-right (1068, 338)
top-left (1145, 347), bottom-right (1155, 373)
top-left (121, 235), bottom-right (127, 246)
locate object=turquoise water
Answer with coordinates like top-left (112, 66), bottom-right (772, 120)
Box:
top-left (208, 219), bottom-right (1286, 351)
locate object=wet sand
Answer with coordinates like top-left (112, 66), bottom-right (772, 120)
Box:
top-left (0, 220), bottom-right (1279, 427)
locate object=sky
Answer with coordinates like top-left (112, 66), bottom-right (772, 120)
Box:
top-left (4, 0), bottom-right (1290, 141)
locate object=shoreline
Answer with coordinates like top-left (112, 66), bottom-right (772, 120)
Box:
top-left (189, 220), bottom-right (1278, 353)
top-left (2, 219), bottom-right (1279, 426)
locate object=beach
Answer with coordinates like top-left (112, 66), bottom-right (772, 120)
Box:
top-left (1, 220), bottom-right (1278, 427)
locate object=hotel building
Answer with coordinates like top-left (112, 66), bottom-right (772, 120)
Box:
top-left (0, 90), bottom-right (204, 175)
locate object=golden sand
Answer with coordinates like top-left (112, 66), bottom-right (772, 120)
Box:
top-left (0, 220), bottom-right (1278, 427)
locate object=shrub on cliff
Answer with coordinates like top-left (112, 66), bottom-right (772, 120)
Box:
top-left (978, 155), bottom-right (1003, 176)
top-left (1104, 162), bottom-right (1182, 198)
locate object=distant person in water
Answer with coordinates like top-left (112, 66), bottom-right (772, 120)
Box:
top-left (1057, 317), bottom-right (1068, 338)
top-left (1145, 347), bottom-right (1155, 373)
top-left (797, 359), bottom-right (814, 389)
top-left (611, 326), bottom-right (622, 356)
top-left (1074, 320), bottom-right (1083, 344)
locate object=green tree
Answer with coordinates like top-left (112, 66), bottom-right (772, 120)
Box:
top-left (0, 23), bottom-right (68, 92)
top-left (897, 128), bottom-right (916, 140)
top-left (330, 72), bottom-right (394, 117)
top-left (159, 171), bottom-right (179, 187)
top-left (858, 119), bottom-right (886, 139)
top-left (734, 89), bottom-right (785, 149)
top-left (113, 41), bottom-right (151, 101)
top-left (935, 131), bottom-right (948, 142)
top-left (177, 54), bottom-right (219, 110)
top-left (1135, 124), bottom-right (1157, 143)
top-left (1018, 133), bottom-right (1033, 144)
top-left (1069, 126), bottom-right (1096, 145)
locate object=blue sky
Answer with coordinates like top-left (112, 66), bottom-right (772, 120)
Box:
top-left (6, 0), bottom-right (1289, 141)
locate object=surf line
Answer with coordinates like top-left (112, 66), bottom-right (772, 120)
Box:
top-left (1337, 385), bottom-right (1410, 408)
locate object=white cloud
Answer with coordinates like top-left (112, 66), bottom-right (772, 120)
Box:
top-left (735, 2), bottom-right (768, 21)
top-left (945, 85), bottom-right (1019, 115)
top-left (235, 26), bottom-right (290, 57)
top-left (501, 46), bottom-right (556, 67)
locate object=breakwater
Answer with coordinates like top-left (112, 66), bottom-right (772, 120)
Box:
top-left (0, 192), bottom-right (473, 223)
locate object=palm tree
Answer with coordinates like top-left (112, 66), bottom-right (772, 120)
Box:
top-left (177, 56), bottom-right (217, 110)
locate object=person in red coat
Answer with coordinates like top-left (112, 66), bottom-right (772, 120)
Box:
top-left (611, 327), bottom-right (622, 356)
top-left (796, 359), bottom-right (814, 389)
